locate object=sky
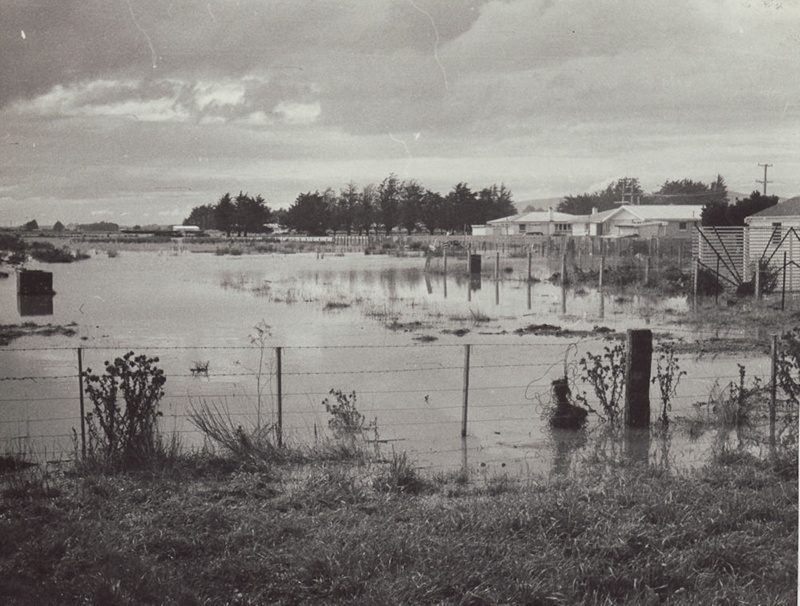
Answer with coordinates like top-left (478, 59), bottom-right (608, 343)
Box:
top-left (1, 0), bottom-right (799, 226)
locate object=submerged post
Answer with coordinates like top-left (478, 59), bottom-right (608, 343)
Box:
top-left (276, 347), bottom-right (283, 447)
top-left (624, 329), bottom-right (652, 428)
top-left (461, 344), bottom-right (471, 437)
top-left (77, 347), bottom-right (86, 458)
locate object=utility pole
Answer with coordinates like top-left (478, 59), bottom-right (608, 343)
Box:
top-left (757, 163), bottom-right (772, 195)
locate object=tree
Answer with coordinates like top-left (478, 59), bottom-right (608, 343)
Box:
top-left (701, 190), bottom-right (778, 226)
top-left (558, 178), bottom-right (642, 215)
top-left (377, 174), bottom-right (402, 234)
top-left (184, 204), bottom-right (217, 231)
top-left (419, 189), bottom-right (446, 234)
top-left (335, 182), bottom-right (360, 235)
top-left (477, 184), bottom-right (516, 224)
top-left (399, 180), bottom-right (425, 233)
top-left (23, 219), bottom-right (39, 231)
top-left (283, 192), bottom-right (330, 236)
top-left (234, 192), bottom-right (271, 237)
top-left (354, 184), bottom-right (376, 235)
top-left (652, 175), bottom-right (727, 206)
top-left (214, 193), bottom-right (237, 237)
top-left (444, 182), bottom-right (479, 233)
top-left (53, 221), bottom-right (65, 232)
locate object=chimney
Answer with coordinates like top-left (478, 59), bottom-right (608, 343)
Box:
top-left (592, 207), bottom-right (598, 216)
top-left (548, 207), bottom-right (554, 221)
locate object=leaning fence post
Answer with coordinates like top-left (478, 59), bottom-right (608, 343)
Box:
top-left (77, 347), bottom-right (86, 458)
top-left (461, 344), bottom-right (471, 437)
top-left (625, 329), bottom-right (652, 428)
top-left (276, 347), bottom-right (283, 447)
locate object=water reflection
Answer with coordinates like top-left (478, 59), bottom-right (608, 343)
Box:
top-left (17, 294), bottom-right (54, 316)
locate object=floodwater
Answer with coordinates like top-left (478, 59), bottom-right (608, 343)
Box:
top-left (0, 249), bottom-right (773, 476)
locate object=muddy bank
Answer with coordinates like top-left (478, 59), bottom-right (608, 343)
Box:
top-left (0, 322), bottom-right (78, 346)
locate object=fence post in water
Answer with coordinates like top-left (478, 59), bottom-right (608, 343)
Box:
top-left (644, 256), bottom-right (651, 286)
top-left (77, 347), bottom-right (86, 458)
top-left (495, 251), bottom-right (500, 280)
top-left (770, 334), bottom-right (778, 449)
top-left (624, 329), bottom-right (652, 428)
top-left (443, 247), bottom-right (448, 275)
top-left (599, 254), bottom-right (605, 289)
top-left (276, 347), bottom-right (283, 447)
top-left (527, 250), bottom-right (532, 281)
top-left (461, 344), bottom-right (471, 437)
top-left (560, 253), bottom-right (568, 285)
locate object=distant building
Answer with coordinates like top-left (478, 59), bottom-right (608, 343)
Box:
top-left (472, 208), bottom-right (576, 236)
top-left (572, 205), bottom-right (704, 238)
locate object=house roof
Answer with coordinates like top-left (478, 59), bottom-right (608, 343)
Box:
top-left (487, 210), bottom-right (576, 224)
top-left (616, 205), bottom-right (704, 221)
top-left (747, 196), bottom-right (800, 218)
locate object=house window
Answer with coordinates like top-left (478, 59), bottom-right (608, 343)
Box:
top-left (519, 224), bottom-right (526, 234)
top-left (678, 222), bottom-right (687, 231)
top-left (555, 223), bottom-right (570, 233)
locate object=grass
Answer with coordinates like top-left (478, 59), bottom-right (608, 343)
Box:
top-left (0, 451), bottom-right (794, 605)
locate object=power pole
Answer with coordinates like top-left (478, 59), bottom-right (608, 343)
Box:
top-left (757, 163), bottom-right (772, 195)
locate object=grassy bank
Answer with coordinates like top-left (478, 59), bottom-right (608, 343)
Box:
top-left (1, 450), bottom-right (795, 605)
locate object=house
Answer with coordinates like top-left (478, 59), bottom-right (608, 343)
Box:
top-left (744, 196), bottom-right (800, 229)
top-left (572, 205), bottom-right (704, 238)
top-left (472, 208), bottom-right (577, 236)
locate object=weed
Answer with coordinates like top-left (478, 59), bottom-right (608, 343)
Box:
top-left (189, 399), bottom-right (283, 468)
top-left (234, 320), bottom-right (272, 429)
top-left (651, 343), bottom-right (686, 426)
top-left (82, 351), bottom-right (167, 469)
top-left (574, 342), bottom-right (626, 424)
top-left (375, 451), bottom-right (428, 495)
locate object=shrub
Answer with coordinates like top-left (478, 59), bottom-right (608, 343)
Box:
top-left (83, 351), bottom-right (166, 469)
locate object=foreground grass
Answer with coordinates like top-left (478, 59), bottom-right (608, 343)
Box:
top-left (0, 453), bottom-right (796, 606)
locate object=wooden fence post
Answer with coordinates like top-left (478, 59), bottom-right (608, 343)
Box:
top-left (625, 329), bottom-right (652, 428)
top-left (77, 347), bottom-right (86, 458)
top-left (755, 261), bottom-right (762, 301)
top-left (599, 254), bottom-right (605, 289)
top-left (527, 250), bottom-right (532, 281)
top-left (495, 251), bottom-right (500, 280)
top-left (770, 334), bottom-right (778, 449)
top-left (781, 251), bottom-right (787, 311)
top-left (461, 344), bottom-right (471, 437)
top-left (443, 247), bottom-right (448, 275)
top-left (561, 253), bottom-right (568, 285)
top-left (276, 347), bottom-right (283, 447)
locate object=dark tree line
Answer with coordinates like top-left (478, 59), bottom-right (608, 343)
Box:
top-left (701, 191), bottom-right (778, 226)
top-left (558, 176), bottom-right (729, 215)
top-left (184, 177), bottom-right (516, 237)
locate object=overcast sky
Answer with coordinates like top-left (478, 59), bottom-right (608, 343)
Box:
top-left (2, 0), bottom-right (798, 225)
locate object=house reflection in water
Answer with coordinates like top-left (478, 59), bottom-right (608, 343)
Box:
top-left (17, 294), bottom-right (54, 316)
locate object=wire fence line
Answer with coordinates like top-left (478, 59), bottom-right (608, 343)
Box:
top-left (0, 339), bottom-right (787, 468)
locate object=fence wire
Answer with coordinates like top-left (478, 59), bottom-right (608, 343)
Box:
top-left (0, 341), bottom-right (793, 472)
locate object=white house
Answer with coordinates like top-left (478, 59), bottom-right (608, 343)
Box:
top-left (472, 208), bottom-right (577, 236)
top-left (572, 205), bottom-right (704, 238)
top-left (744, 196), bottom-right (800, 229)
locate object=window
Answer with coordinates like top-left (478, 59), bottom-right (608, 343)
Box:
top-left (678, 222), bottom-right (687, 231)
top-left (519, 224), bottom-right (526, 234)
top-left (555, 223), bottom-right (570, 233)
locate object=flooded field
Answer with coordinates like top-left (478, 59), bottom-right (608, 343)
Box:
top-left (0, 249), bottom-right (775, 475)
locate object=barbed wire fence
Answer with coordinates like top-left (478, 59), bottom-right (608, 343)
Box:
top-left (0, 336), bottom-right (793, 472)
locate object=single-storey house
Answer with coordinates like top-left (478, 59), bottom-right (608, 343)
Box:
top-left (572, 205), bottom-right (704, 238)
top-left (744, 196), bottom-right (800, 229)
top-left (472, 208), bottom-right (576, 236)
